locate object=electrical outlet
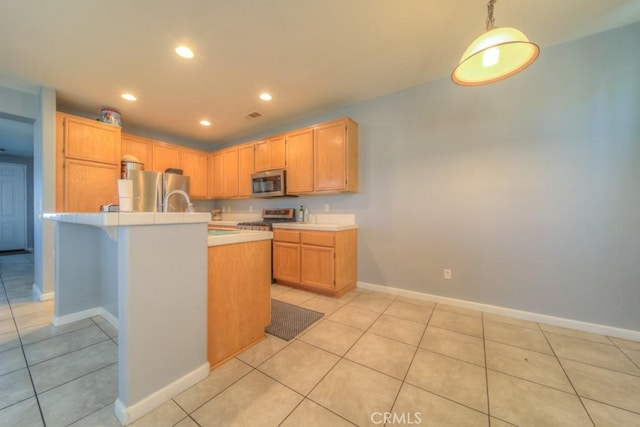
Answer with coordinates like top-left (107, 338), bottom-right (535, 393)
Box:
top-left (249, 206), bottom-right (253, 213)
top-left (324, 204), bottom-right (330, 212)
top-left (444, 269), bottom-right (452, 280)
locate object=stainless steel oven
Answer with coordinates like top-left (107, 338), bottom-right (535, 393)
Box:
top-left (251, 170), bottom-right (286, 198)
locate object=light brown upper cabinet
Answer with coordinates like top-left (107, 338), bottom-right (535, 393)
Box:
top-left (56, 112), bottom-right (121, 212)
top-left (223, 147), bottom-right (239, 198)
top-left (152, 143), bottom-right (181, 173)
top-left (62, 114), bottom-right (121, 164)
top-left (121, 133), bottom-right (153, 168)
top-left (208, 151), bottom-right (224, 199)
top-left (238, 143), bottom-right (255, 198)
top-left (314, 118), bottom-right (358, 193)
top-left (181, 148), bottom-right (209, 199)
top-left (285, 128), bottom-right (314, 194)
top-left (254, 135), bottom-right (285, 172)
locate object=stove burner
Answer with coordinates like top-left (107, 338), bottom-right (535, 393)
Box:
top-left (237, 221), bottom-right (271, 231)
top-left (236, 208), bottom-right (297, 231)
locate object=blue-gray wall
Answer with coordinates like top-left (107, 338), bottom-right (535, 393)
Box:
top-left (222, 22), bottom-right (640, 331)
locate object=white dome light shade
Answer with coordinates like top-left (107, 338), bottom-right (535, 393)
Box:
top-left (452, 27), bottom-right (539, 86)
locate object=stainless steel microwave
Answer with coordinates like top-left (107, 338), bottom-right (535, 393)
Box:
top-left (251, 170), bottom-right (286, 198)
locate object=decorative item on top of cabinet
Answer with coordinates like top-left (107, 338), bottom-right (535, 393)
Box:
top-left (273, 228), bottom-right (357, 297)
top-left (180, 148), bottom-right (208, 199)
top-left (254, 135), bottom-right (285, 172)
top-left (121, 133), bottom-right (152, 169)
top-left (285, 128), bottom-right (314, 194)
top-left (208, 151), bottom-right (224, 199)
top-left (56, 112), bottom-right (121, 212)
top-left (152, 142), bottom-right (181, 173)
top-left (314, 118), bottom-right (358, 193)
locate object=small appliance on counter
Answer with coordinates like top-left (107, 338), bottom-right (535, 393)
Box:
top-left (121, 154), bottom-right (144, 179)
top-left (100, 204), bottom-right (120, 212)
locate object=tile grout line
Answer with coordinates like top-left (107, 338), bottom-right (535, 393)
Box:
top-left (481, 311), bottom-right (492, 423)
top-left (0, 260), bottom-right (48, 427)
top-left (290, 293), bottom-right (395, 426)
top-left (383, 302), bottom-right (435, 425)
top-left (255, 292), bottom-right (398, 425)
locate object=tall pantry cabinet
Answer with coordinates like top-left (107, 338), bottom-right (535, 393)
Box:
top-left (56, 113), bottom-right (121, 212)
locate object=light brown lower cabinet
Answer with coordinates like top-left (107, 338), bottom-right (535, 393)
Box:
top-left (207, 240), bottom-right (271, 369)
top-left (273, 229), bottom-right (357, 297)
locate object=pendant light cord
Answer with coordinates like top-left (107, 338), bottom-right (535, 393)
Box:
top-left (486, 0), bottom-right (496, 30)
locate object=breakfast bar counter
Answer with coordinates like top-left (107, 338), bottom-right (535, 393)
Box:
top-left (43, 212), bottom-right (210, 425)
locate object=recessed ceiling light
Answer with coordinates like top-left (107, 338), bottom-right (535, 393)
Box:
top-left (121, 93), bottom-right (137, 101)
top-left (176, 46), bottom-right (194, 59)
top-left (200, 120), bottom-right (211, 126)
top-left (259, 93), bottom-right (272, 101)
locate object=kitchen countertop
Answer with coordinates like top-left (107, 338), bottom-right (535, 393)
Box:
top-left (272, 223), bottom-right (358, 232)
top-left (43, 212), bottom-right (211, 226)
top-left (208, 220), bottom-right (240, 227)
top-left (208, 229), bottom-right (273, 246)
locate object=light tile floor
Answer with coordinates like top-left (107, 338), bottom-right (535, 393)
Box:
top-left (1, 253), bottom-right (640, 426)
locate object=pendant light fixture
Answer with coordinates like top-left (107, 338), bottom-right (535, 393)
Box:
top-left (452, 0), bottom-right (539, 86)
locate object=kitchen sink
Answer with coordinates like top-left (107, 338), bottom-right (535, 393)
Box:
top-left (208, 229), bottom-right (242, 236)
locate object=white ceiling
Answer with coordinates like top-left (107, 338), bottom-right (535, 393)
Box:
top-left (1, 0), bottom-right (639, 157)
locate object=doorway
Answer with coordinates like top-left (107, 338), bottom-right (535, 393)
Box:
top-left (0, 162), bottom-right (27, 251)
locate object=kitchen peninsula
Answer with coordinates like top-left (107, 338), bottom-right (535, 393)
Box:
top-left (43, 212), bottom-right (211, 425)
top-left (207, 229), bottom-right (273, 369)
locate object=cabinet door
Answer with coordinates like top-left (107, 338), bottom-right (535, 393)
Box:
top-left (238, 144), bottom-right (254, 198)
top-left (152, 143), bottom-right (181, 172)
top-left (121, 134), bottom-right (152, 168)
top-left (285, 129), bottom-right (314, 194)
top-left (64, 116), bottom-right (120, 164)
top-left (269, 136), bottom-right (286, 170)
top-left (181, 149), bottom-right (208, 198)
top-left (301, 245), bottom-right (334, 290)
top-left (64, 159), bottom-right (119, 212)
top-left (254, 137), bottom-right (285, 172)
top-left (315, 121), bottom-right (346, 191)
top-left (208, 151), bottom-right (224, 199)
top-left (254, 140), bottom-right (269, 172)
top-left (223, 148), bottom-right (239, 198)
top-left (273, 242), bottom-right (301, 283)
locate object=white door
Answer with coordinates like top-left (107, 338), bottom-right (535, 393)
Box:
top-left (0, 163), bottom-right (27, 251)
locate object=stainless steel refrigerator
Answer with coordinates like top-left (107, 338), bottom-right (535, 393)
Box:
top-left (125, 170), bottom-right (191, 212)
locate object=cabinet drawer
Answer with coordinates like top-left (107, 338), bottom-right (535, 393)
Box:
top-left (273, 229), bottom-right (300, 243)
top-left (301, 231), bottom-right (334, 247)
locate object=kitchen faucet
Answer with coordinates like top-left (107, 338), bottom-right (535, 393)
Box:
top-left (163, 189), bottom-right (195, 213)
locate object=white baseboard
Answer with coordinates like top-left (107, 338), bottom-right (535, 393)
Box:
top-left (115, 362), bottom-right (210, 425)
top-left (53, 306), bottom-right (119, 330)
top-left (357, 281), bottom-right (640, 342)
top-left (32, 284), bottom-right (54, 301)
